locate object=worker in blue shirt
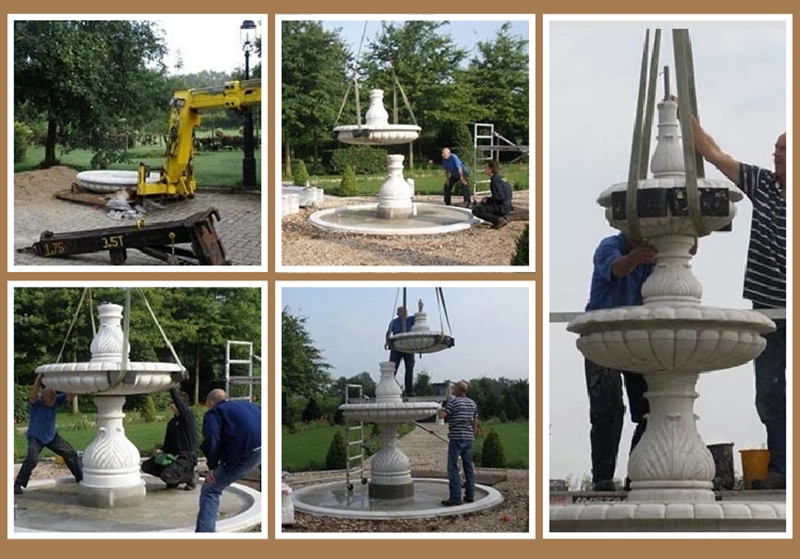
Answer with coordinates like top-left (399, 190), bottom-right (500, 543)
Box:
top-left (583, 233), bottom-right (656, 491)
top-left (441, 147), bottom-right (471, 207)
top-left (195, 389), bottom-right (261, 532)
top-left (14, 373), bottom-right (82, 495)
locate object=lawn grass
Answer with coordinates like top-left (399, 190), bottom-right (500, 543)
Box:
top-left (281, 425), bottom-right (342, 472)
top-left (282, 421), bottom-right (529, 472)
top-left (479, 421), bottom-right (529, 468)
top-left (283, 163), bottom-right (530, 197)
top-left (15, 145), bottom-right (260, 188)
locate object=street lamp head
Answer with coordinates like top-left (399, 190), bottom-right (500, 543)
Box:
top-left (240, 20), bottom-right (257, 51)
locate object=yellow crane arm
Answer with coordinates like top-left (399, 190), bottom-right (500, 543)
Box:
top-left (137, 79), bottom-right (261, 198)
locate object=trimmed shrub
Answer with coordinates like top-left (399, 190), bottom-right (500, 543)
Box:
top-left (338, 164), bottom-right (358, 197)
top-left (14, 384), bottom-right (30, 423)
top-left (292, 160), bottom-right (310, 186)
top-left (511, 224), bottom-right (529, 266)
top-left (331, 146), bottom-right (388, 175)
top-left (481, 429), bottom-right (506, 467)
top-left (142, 394), bottom-right (159, 423)
top-left (14, 122), bottom-right (33, 163)
top-left (325, 430), bottom-right (347, 470)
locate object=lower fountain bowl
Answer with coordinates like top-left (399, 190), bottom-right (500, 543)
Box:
top-left (567, 306), bottom-right (775, 373)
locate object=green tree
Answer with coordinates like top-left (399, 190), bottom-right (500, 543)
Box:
top-left (14, 20), bottom-right (168, 168)
top-left (282, 307), bottom-right (333, 403)
top-left (511, 224), bottom-right (530, 266)
top-left (281, 21), bottom-right (350, 175)
top-left (412, 370), bottom-right (435, 396)
top-left (361, 21), bottom-right (468, 160)
top-left (463, 22), bottom-right (530, 147)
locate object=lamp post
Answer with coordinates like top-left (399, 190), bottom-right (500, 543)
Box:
top-left (240, 19), bottom-right (257, 189)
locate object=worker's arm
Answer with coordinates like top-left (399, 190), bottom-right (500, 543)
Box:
top-left (169, 387), bottom-right (190, 417)
top-left (692, 117), bottom-right (740, 185)
top-left (29, 373), bottom-right (42, 404)
top-left (610, 245), bottom-right (657, 278)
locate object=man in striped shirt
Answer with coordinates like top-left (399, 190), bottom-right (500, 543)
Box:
top-left (693, 118), bottom-right (787, 490)
top-left (438, 380), bottom-right (478, 506)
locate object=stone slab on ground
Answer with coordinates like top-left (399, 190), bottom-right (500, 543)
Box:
top-left (13, 166), bottom-right (262, 266)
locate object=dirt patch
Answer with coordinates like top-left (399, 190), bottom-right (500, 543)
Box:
top-left (14, 166), bottom-right (80, 205)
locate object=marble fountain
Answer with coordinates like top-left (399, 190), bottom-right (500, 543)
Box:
top-left (305, 89), bottom-right (481, 235)
top-left (549, 30), bottom-right (785, 532)
top-left (14, 297), bottom-right (261, 533)
top-left (290, 298), bottom-right (502, 520)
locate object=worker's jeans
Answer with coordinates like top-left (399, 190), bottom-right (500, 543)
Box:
top-left (447, 438), bottom-right (475, 502)
top-left (15, 434), bottom-right (82, 487)
top-left (390, 350), bottom-right (415, 395)
top-left (195, 448), bottom-right (261, 532)
top-left (754, 317), bottom-right (786, 477)
top-left (444, 177), bottom-right (471, 206)
top-left (585, 359), bottom-right (648, 484)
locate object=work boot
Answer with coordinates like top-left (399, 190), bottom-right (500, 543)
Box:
top-left (185, 472), bottom-right (199, 491)
top-left (441, 499), bottom-right (462, 507)
top-left (14, 484), bottom-right (23, 495)
top-left (493, 217), bottom-right (509, 230)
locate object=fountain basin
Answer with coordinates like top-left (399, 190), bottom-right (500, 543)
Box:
top-left (292, 478), bottom-right (503, 520)
top-left (568, 306), bottom-right (775, 373)
top-left (309, 203), bottom-right (480, 235)
top-left (390, 332), bottom-right (455, 354)
top-left (76, 170), bottom-right (160, 193)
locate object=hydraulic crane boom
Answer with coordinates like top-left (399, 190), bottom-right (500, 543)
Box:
top-left (137, 79), bottom-right (261, 198)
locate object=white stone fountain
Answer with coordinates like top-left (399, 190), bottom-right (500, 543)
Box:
top-left (307, 89), bottom-right (480, 235)
top-left (340, 361), bottom-right (440, 498)
top-left (289, 297), bottom-right (502, 519)
top-left (35, 302), bottom-right (184, 508)
top-left (550, 89), bottom-right (784, 530)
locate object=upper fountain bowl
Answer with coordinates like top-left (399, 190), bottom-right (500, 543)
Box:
top-left (333, 124), bottom-right (421, 146)
top-left (36, 362), bottom-right (181, 396)
top-left (567, 306), bottom-right (775, 373)
top-left (597, 177), bottom-right (744, 238)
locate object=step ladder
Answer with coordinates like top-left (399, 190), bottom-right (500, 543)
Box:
top-left (225, 340), bottom-right (261, 401)
top-left (344, 384), bottom-right (369, 491)
top-left (473, 123), bottom-right (496, 199)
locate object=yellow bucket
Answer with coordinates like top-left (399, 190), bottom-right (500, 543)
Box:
top-left (740, 449), bottom-right (770, 489)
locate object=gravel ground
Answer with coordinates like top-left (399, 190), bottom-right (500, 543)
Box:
top-left (281, 191), bottom-right (531, 267)
top-left (282, 423), bottom-right (530, 533)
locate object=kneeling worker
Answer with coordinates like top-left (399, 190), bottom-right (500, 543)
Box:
top-left (141, 387), bottom-right (198, 490)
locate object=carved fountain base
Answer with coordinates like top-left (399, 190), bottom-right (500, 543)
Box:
top-left (79, 396), bottom-right (145, 508)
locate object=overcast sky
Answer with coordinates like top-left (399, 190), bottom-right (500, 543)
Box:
top-left (279, 284), bottom-right (531, 385)
top-left (545, 17), bottom-right (789, 484)
top-left (154, 15), bottom-right (264, 75)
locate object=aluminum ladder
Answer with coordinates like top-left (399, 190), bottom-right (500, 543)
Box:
top-left (225, 340), bottom-right (261, 401)
top-left (344, 383), bottom-right (368, 491)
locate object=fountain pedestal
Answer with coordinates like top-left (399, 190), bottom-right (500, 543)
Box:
top-left (340, 361), bottom-right (439, 499)
top-left (80, 395), bottom-right (146, 507)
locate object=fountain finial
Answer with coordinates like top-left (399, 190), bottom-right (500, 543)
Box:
top-left (418, 298), bottom-right (424, 313)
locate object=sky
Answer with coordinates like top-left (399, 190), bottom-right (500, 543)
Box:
top-left (545, 18), bottom-right (789, 484)
top-left (320, 18), bottom-right (529, 66)
top-left (153, 15), bottom-right (264, 75)
top-left (279, 285), bottom-right (531, 384)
